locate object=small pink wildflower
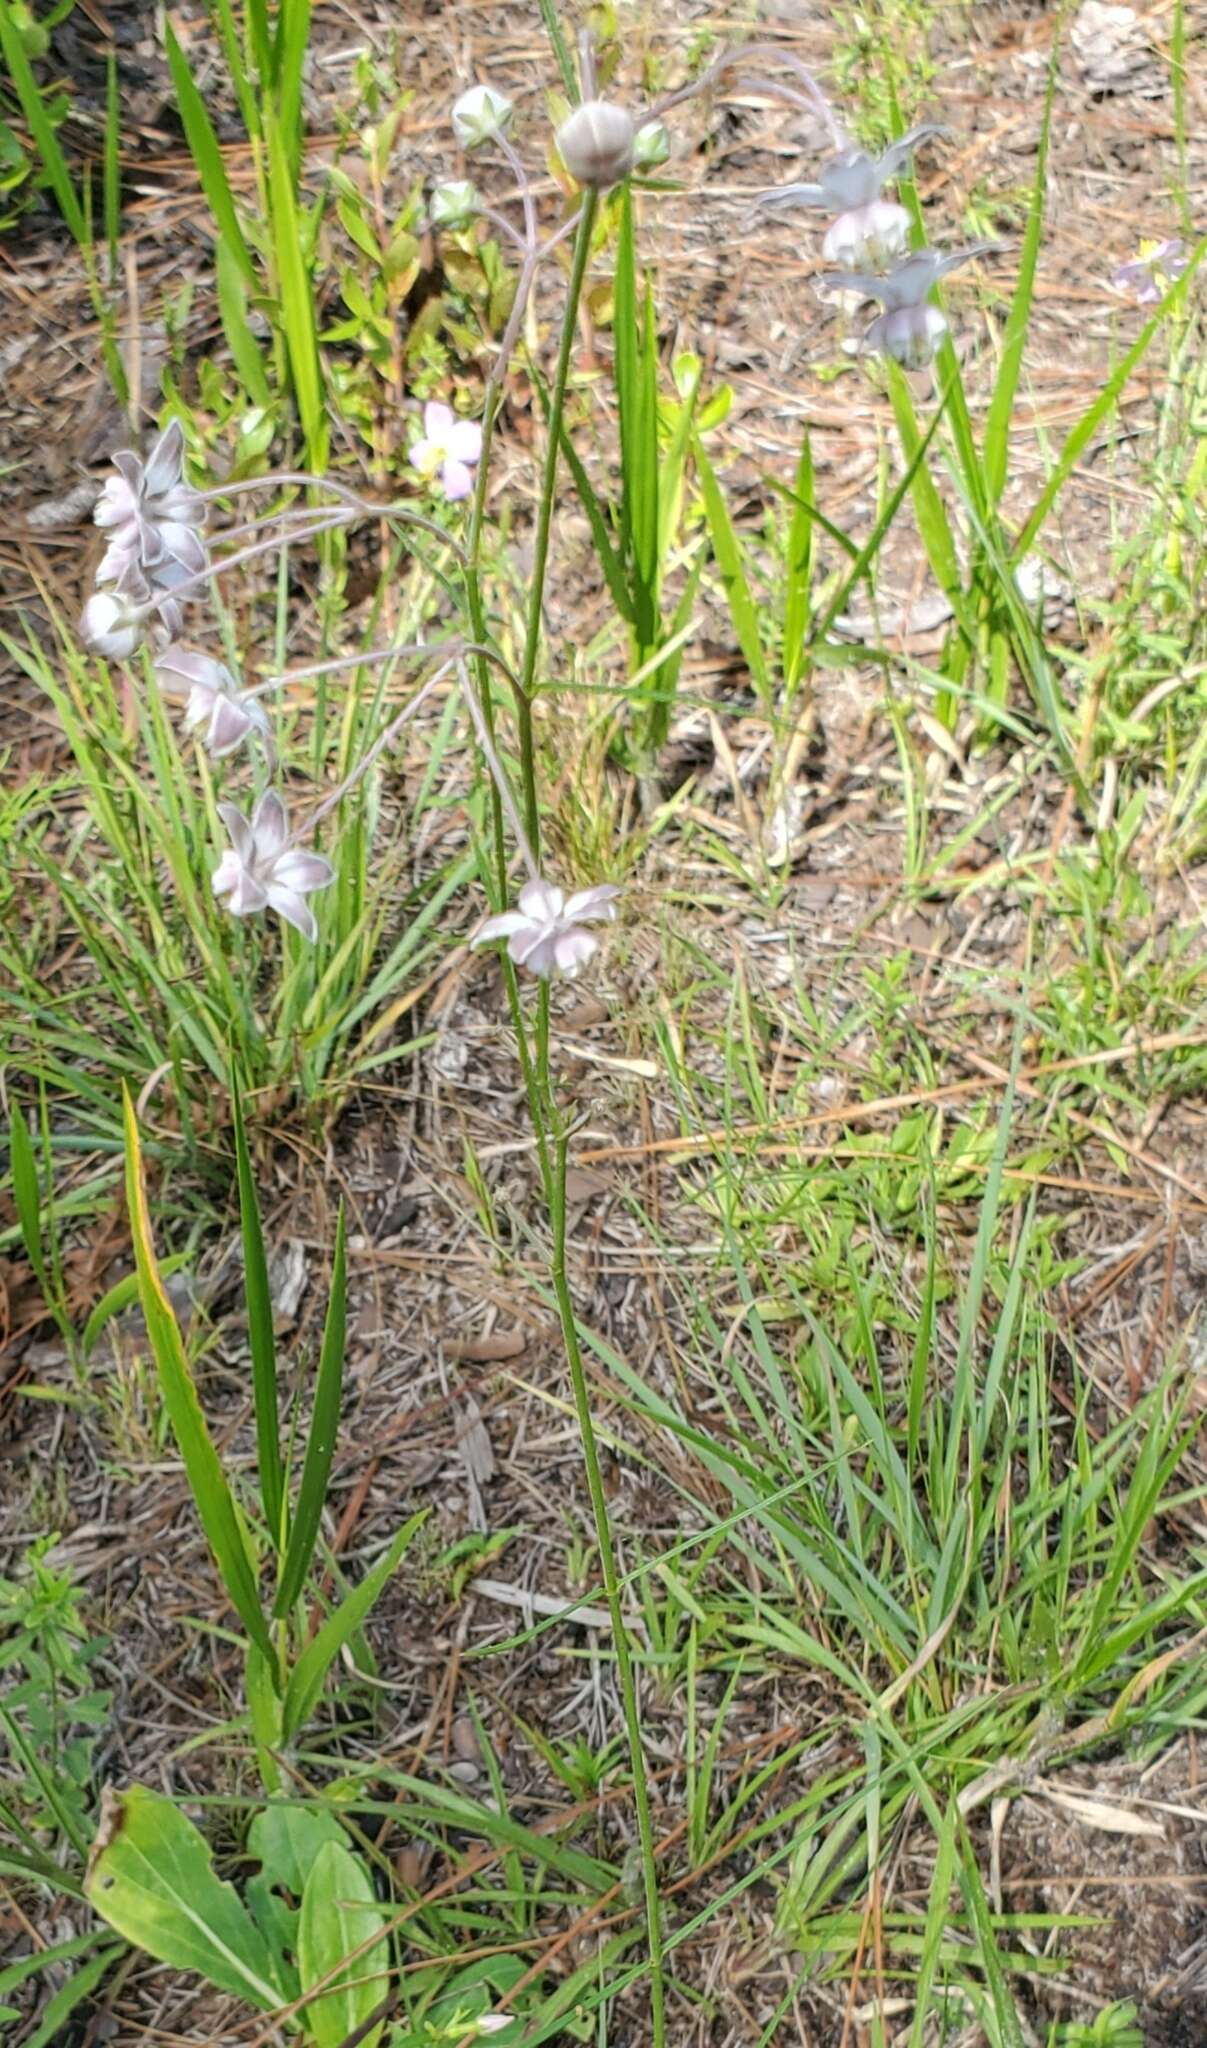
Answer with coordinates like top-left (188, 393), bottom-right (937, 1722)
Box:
top-left (409, 402), bottom-right (483, 502)
top-left (473, 877), bottom-right (621, 980)
top-left (212, 791), bottom-right (334, 942)
top-left (1112, 238), bottom-right (1188, 307)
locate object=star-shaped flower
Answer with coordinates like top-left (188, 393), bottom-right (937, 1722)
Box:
top-left (156, 647), bottom-right (273, 760)
top-left (819, 243), bottom-right (999, 367)
top-left (408, 401), bottom-right (484, 502)
top-left (1112, 237), bottom-right (1188, 306)
top-left (212, 791), bottom-right (334, 942)
top-left (472, 877), bottom-right (621, 980)
top-left (94, 418), bottom-right (207, 595)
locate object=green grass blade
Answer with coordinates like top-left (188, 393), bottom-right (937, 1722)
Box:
top-left (537, 0), bottom-right (578, 100)
top-left (273, 0), bottom-right (312, 188)
top-left (693, 434), bottom-right (770, 699)
top-left (103, 50), bottom-right (120, 277)
top-left (8, 1101), bottom-right (49, 1300)
top-left (281, 1509), bottom-right (427, 1739)
top-left (122, 1087), bottom-right (274, 1666)
top-left (274, 1204), bottom-right (347, 1618)
top-left (265, 100), bottom-right (328, 470)
top-left (782, 421), bottom-right (814, 690)
top-left (1014, 234), bottom-right (1205, 557)
top-left (232, 1076), bottom-right (284, 1553)
top-left (813, 378), bottom-right (954, 647)
top-left (163, 19), bottom-right (260, 293)
top-left (885, 365), bottom-right (973, 640)
top-left (983, 51), bottom-right (1055, 506)
top-left (0, 5), bottom-right (84, 242)
top-left (215, 239), bottom-right (272, 405)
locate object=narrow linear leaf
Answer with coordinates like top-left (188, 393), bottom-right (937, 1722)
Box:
top-left (693, 434), bottom-right (770, 698)
top-left (163, 20), bottom-right (260, 294)
top-left (984, 48), bottom-right (1056, 505)
top-left (232, 1076), bottom-right (284, 1549)
top-left (281, 1510), bottom-right (427, 1739)
top-left (22, 1943), bottom-right (122, 2048)
top-left (122, 1088), bottom-right (274, 1663)
top-left (265, 101), bottom-right (328, 470)
top-left (9, 1102), bottom-right (48, 1298)
top-left (0, 6), bottom-right (84, 242)
top-left (274, 1204), bottom-right (347, 1616)
top-left (783, 422), bottom-right (814, 690)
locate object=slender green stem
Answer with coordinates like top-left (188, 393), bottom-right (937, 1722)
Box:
top-left (514, 190), bottom-right (599, 855)
top-left (548, 1120), bottom-right (666, 2045)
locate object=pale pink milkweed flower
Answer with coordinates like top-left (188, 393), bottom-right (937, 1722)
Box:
top-left (156, 647), bottom-right (273, 760)
top-left (752, 124), bottom-right (941, 273)
top-left (212, 791), bottom-right (334, 942)
top-left (1112, 237), bottom-right (1188, 306)
top-left (473, 877), bottom-right (621, 980)
top-left (819, 243), bottom-right (999, 368)
top-left (94, 417), bottom-right (207, 593)
top-left (409, 401), bottom-right (483, 502)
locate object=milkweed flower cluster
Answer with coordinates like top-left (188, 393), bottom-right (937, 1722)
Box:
top-left (473, 878), bottom-right (622, 979)
top-left (752, 119), bottom-right (999, 367)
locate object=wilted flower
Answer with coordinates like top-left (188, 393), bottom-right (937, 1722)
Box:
top-left (409, 401), bottom-right (483, 502)
top-left (80, 581), bottom-right (146, 661)
top-left (452, 84), bottom-right (514, 152)
top-left (212, 791), bottom-right (334, 942)
top-left (429, 179), bottom-right (480, 231)
top-left (821, 243), bottom-right (998, 367)
top-left (556, 99), bottom-right (636, 189)
top-left (94, 417), bottom-right (207, 595)
top-left (473, 877), bottom-right (621, 979)
top-left (634, 118), bottom-right (670, 171)
top-left (1112, 237), bottom-right (1188, 306)
top-left (155, 646), bottom-right (273, 760)
top-left (753, 123), bottom-right (940, 273)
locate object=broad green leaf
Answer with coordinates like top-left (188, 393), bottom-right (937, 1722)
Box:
top-left (693, 435), bottom-right (770, 699)
top-left (84, 1786), bottom-right (282, 2010)
top-left (297, 1841), bottom-right (388, 2048)
top-left (163, 21), bottom-right (260, 294)
top-left (281, 1510), bottom-right (427, 1739)
top-left (232, 1076), bottom-right (284, 1549)
top-left (122, 1088), bottom-right (274, 1664)
top-left (248, 1804), bottom-right (351, 1897)
top-left (274, 1204), bottom-right (347, 1616)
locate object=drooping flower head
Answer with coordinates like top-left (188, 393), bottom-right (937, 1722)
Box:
top-left (820, 242), bottom-right (999, 367)
top-left (409, 401), bottom-right (483, 502)
top-left (80, 574), bottom-right (147, 661)
top-left (1112, 237), bottom-right (1188, 306)
top-left (429, 180), bottom-right (481, 231)
top-left (752, 123), bottom-right (942, 272)
top-left (94, 418), bottom-right (207, 596)
top-left (155, 646), bottom-right (273, 760)
top-left (473, 877), bottom-right (621, 980)
top-left (212, 791), bottom-right (334, 942)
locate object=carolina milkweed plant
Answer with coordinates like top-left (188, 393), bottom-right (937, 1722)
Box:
top-left (7, 4), bottom-right (1203, 2043)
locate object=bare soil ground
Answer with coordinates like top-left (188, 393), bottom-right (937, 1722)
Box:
top-left (3, 2), bottom-right (1207, 2044)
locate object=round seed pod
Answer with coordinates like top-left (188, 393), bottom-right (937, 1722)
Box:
top-left (556, 99), bottom-right (636, 190)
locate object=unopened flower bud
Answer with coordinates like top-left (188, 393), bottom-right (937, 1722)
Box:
top-left (452, 85), bottom-right (514, 152)
top-left (633, 118), bottom-right (670, 170)
top-left (81, 588), bottom-right (145, 660)
top-left (429, 179), bottom-right (480, 230)
top-left (556, 99), bottom-right (635, 190)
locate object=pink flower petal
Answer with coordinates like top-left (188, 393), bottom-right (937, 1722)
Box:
top-left (445, 418), bottom-right (483, 464)
top-left (553, 929), bottom-right (599, 975)
top-left (441, 459), bottom-right (475, 501)
top-left (423, 400), bottom-right (454, 439)
top-left (510, 930), bottom-right (558, 976)
top-left (564, 884), bottom-right (620, 923)
top-left (271, 850), bottom-right (335, 895)
top-left (251, 790), bottom-right (289, 861)
top-left (217, 801), bottom-right (255, 865)
top-left (518, 878), bottom-right (563, 921)
top-left (143, 419), bottom-right (185, 497)
top-left (408, 436), bottom-right (437, 473)
top-left (474, 910), bottom-right (531, 942)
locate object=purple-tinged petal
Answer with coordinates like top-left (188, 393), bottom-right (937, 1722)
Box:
top-left (510, 929), bottom-right (558, 976)
top-left (564, 883), bottom-right (621, 923)
top-left (518, 877), bottom-right (564, 921)
top-left (474, 910), bottom-right (531, 943)
top-left (251, 790), bottom-right (289, 861)
top-left (143, 419), bottom-right (185, 497)
top-left (445, 419), bottom-right (483, 464)
top-left (213, 851), bottom-right (269, 916)
top-left (217, 801), bottom-right (255, 864)
top-left (553, 929), bottom-right (599, 975)
top-left (270, 849), bottom-right (335, 895)
top-left (408, 436), bottom-right (438, 474)
top-left (266, 884), bottom-right (319, 942)
top-left (750, 181), bottom-right (828, 215)
top-left (207, 696), bottom-right (256, 757)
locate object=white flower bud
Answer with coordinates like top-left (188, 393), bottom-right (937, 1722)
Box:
top-left (556, 99), bottom-right (635, 190)
top-left (822, 200), bottom-right (911, 273)
top-left (81, 589), bottom-right (145, 660)
top-left (867, 303), bottom-right (949, 369)
top-left (452, 85), bottom-right (514, 152)
top-left (429, 180), bottom-right (480, 230)
top-left (633, 119), bottom-right (670, 170)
